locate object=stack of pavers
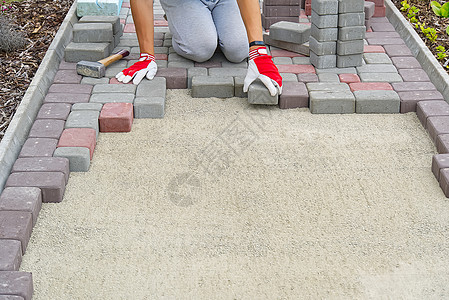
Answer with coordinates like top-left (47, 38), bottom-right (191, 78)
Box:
top-left (261, 0), bottom-right (301, 29)
top-left (337, 0), bottom-right (365, 68)
top-left (364, 1), bottom-right (375, 30)
top-left (64, 16), bottom-right (123, 63)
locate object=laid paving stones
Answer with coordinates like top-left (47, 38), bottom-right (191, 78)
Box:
top-left (339, 73), bottom-right (360, 83)
top-left (309, 90), bottom-right (355, 114)
top-left (356, 64), bottom-right (398, 73)
top-left (71, 103), bottom-right (103, 111)
top-left (44, 93), bottom-right (90, 104)
top-left (191, 76), bottom-right (234, 98)
top-left (359, 72), bottom-right (403, 82)
top-left (233, 77), bottom-right (247, 98)
top-left (0, 240), bottom-right (22, 271)
top-left (99, 103), bottom-right (133, 132)
top-left (318, 73), bottom-right (340, 82)
top-left (53, 70), bottom-right (82, 84)
top-left (12, 157), bottom-right (69, 185)
top-left (53, 147), bottom-right (91, 172)
top-left (427, 116), bottom-right (449, 142)
top-left (48, 84), bottom-right (93, 94)
top-left (277, 64), bottom-right (316, 73)
top-left (363, 53), bottom-right (392, 64)
top-left (89, 93), bottom-right (135, 104)
top-left (349, 82), bottom-right (393, 91)
top-left (306, 82), bottom-right (350, 92)
top-left (65, 111), bottom-right (100, 137)
top-left (439, 168), bottom-right (449, 197)
top-left (248, 80), bottom-right (278, 105)
top-left (314, 67), bottom-right (356, 74)
top-left (155, 68), bottom-right (187, 89)
top-left (281, 73), bottom-right (300, 82)
top-left (187, 68), bottom-right (208, 88)
top-left (0, 271), bottom-right (33, 300)
top-left (18, 138), bottom-right (57, 158)
top-left (383, 44), bottom-right (413, 57)
top-left (208, 68), bottom-right (248, 77)
top-left (36, 103), bottom-right (71, 120)
top-left (391, 81), bottom-right (436, 92)
top-left (28, 120), bottom-right (65, 139)
top-left (436, 134), bottom-right (449, 154)
top-left (0, 211), bottom-right (32, 254)
top-left (416, 101), bottom-right (449, 128)
top-left (354, 90), bottom-right (400, 113)
top-left (398, 90), bottom-right (444, 113)
top-left (136, 77), bottom-right (166, 98)
top-left (58, 128), bottom-right (97, 160)
top-left (432, 154), bottom-right (449, 181)
top-left (0, 187), bottom-right (42, 227)
top-left (391, 56), bottom-right (421, 69)
top-left (279, 81), bottom-right (309, 109)
top-left (92, 83), bottom-right (136, 94)
top-left (398, 69), bottom-right (430, 82)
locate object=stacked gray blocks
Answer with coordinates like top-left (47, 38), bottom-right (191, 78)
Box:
top-left (310, 0), bottom-right (339, 68)
top-left (65, 16), bottom-right (123, 63)
top-left (337, 0), bottom-right (365, 67)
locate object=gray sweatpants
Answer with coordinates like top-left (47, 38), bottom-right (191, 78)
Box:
top-left (159, 0), bottom-right (249, 63)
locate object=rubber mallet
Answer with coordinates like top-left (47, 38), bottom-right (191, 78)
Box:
top-left (76, 49), bottom-right (130, 78)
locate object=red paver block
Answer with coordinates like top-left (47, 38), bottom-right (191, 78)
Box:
top-left (36, 103), bottom-right (71, 120)
top-left (399, 90), bottom-right (444, 113)
top-left (18, 138), bottom-right (57, 158)
top-left (279, 82), bottom-right (309, 109)
top-left (373, 5), bottom-right (386, 17)
top-left (155, 68), bottom-right (187, 89)
top-left (349, 82), bottom-right (392, 92)
top-left (0, 187), bottom-right (42, 227)
top-left (370, 21), bottom-right (394, 32)
top-left (416, 100), bottom-right (449, 128)
top-left (59, 61), bottom-right (77, 70)
top-left (12, 157), bottom-right (70, 184)
top-left (99, 103), bottom-right (133, 132)
top-left (440, 168), bottom-right (449, 197)
top-left (52, 70), bottom-right (82, 84)
top-left (48, 84), bottom-right (92, 94)
top-left (271, 49), bottom-right (304, 58)
top-left (277, 64), bottom-right (315, 74)
top-left (0, 271), bottom-right (33, 300)
top-left (194, 61), bottom-right (222, 68)
top-left (5, 172), bottom-right (66, 203)
top-left (391, 56), bottom-right (421, 69)
top-left (427, 116), bottom-right (449, 142)
top-left (437, 134), bottom-right (449, 154)
top-left (432, 154), bottom-right (449, 181)
top-left (44, 93), bottom-right (90, 104)
top-left (363, 45), bottom-right (385, 53)
top-left (297, 73), bottom-right (318, 83)
top-left (0, 211), bottom-right (32, 254)
top-left (391, 81), bottom-right (436, 92)
top-left (367, 0), bottom-right (384, 6)
top-left (0, 240), bottom-right (22, 271)
top-left (58, 128), bottom-right (96, 160)
top-left (124, 23), bottom-right (135, 33)
top-left (28, 119), bottom-right (65, 139)
top-left (154, 20), bottom-right (168, 26)
top-left (398, 69), bottom-right (430, 82)
top-left (339, 74), bottom-right (360, 84)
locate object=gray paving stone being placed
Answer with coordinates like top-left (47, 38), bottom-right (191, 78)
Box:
top-left (71, 103), bottom-right (104, 111)
top-left (12, 157), bottom-right (70, 185)
top-left (36, 103), bottom-right (71, 120)
top-left (233, 77), bottom-right (247, 98)
top-left (64, 42), bottom-right (110, 63)
top-left (191, 76), bottom-right (234, 98)
top-left (263, 32), bottom-right (310, 56)
top-left (187, 67), bottom-right (208, 89)
top-left (269, 22), bottom-right (311, 44)
top-left (0, 211), bottom-right (32, 254)
top-left (89, 93), bottom-right (135, 104)
top-left (53, 147), bottom-right (91, 172)
top-left (134, 97), bottom-right (165, 119)
top-left (309, 90), bottom-right (355, 114)
top-left (73, 23), bottom-right (113, 43)
top-left (92, 83), bottom-right (137, 94)
top-left (359, 72), bottom-right (403, 82)
top-left (0, 271), bottom-right (33, 300)
top-left (136, 77), bottom-right (167, 98)
top-left (0, 240), bottom-right (22, 271)
top-left (65, 111), bottom-right (100, 138)
top-left (28, 119), bottom-right (65, 139)
top-left (18, 138), bottom-right (57, 158)
top-left (248, 80), bottom-right (278, 105)
top-left (0, 187), bottom-right (42, 227)
top-left (416, 100), bottom-right (449, 128)
top-left (279, 81), bottom-right (309, 109)
top-left (354, 90), bottom-right (400, 113)
top-left (311, 0), bottom-right (338, 15)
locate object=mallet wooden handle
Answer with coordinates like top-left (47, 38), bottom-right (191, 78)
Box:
top-left (98, 49), bottom-right (130, 67)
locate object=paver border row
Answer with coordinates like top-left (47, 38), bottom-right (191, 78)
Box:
top-left (0, 2), bottom-right (78, 191)
top-left (385, 0), bottom-right (449, 101)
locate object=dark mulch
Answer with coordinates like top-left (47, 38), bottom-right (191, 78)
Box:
top-left (391, 0), bottom-right (449, 72)
top-left (0, 0), bottom-right (73, 141)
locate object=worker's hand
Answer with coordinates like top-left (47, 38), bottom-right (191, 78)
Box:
top-left (243, 47), bottom-right (282, 96)
top-left (115, 53), bottom-right (157, 85)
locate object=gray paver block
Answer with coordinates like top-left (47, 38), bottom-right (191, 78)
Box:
top-left (356, 64), bottom-right (398, 73)
top-left (338, 12), bottom-right (365, 27)
top-left (0, 271), bottom-right (33, 300)
top-left (307, 82), bottom-right (350, 92)
top-left (187, 67), bottom-right (208, 89)
top-left (309, 90), bottom-right (355, 113)
top-left (248, 80), bottom-right (279, 105)
top-left (311, 24), bottom-right (338, 42)
top-left (136, 77), bottom-right (166, 97)
top-left (364, 1), bottom-right (375, 18)
top-left (118, 39), bottom-right (139, 47)
top-left (12, 157), bottom-right (69, 185)
top-left (0, 211), bottom-right (32, 254)
top-left (134, 97), bottom-right (165, 118)
top-left (416, 100), bottom-right (449, 128)
top-left (428, 116), bottom-right (449, 143)
top-left (234, 77), bottom-right (247, 98)
top-left (297, 73), bottom-right (319, 82)
top-left (263, 32), bottom-right (310, 56)
top-left (53, 147), bottom-right (91, 172)
top-left (89, 93), bottom-right (135, 104)
top-left (337, 39), bottom-right (364, 55)
top-left (383, 44), bottom-right (413, 57)
top-left (0, 240), bottom-right (22, 271)
top-left (338, 0), bottom-right (364, 13)
top-left (64, 42), bottom-right (110, 63)
top-left (292, 56), bottom-right (311, 64)
top-left (269, 22), bottom-right (311, 45)
top-left (338, 26), bottom-right (366, 41)
top-left (28, 119), bottom-right (65, 139)
top-left (311, 0), bottom-right (338, 15)
top-left (354, 90), bottom-right (400, 113)
top-left (315, 67), bottom-right (357, 74)
top-left (371, 22), bottom-right (396, 32)
top-left (65, 111), bottom-right (100, 137)
top-left (71, 103), bottom-right (104, 111)
top-left (208, 67), bottom-right (248, 78)
top-left (221, 61), bottom-right (248, 68)
top-left (5, 172), bottom-right (66, 203)
top-left (168, 61), bottom-right (195, 69)
top-left (191, 76), bottom-right (234, 98)
top-left (391, 82), bottom-right (436, 92)
top-left (432, 154), bottom-right (449, 180)
top-left (48, 84), bottom-right (93, 94)
top-left (0, 187), bottom-right (42, 227)
top-left (18, 138), bottom-right (57, 158)
top-left (363, 52), bottom-right (392, 64)
top-left (279, 81), bottom-right (309, 109)
top-left (78, 16), bottom-right (121, 34)
top-left (273, 57), bottom-right (293, 65)
top-left (311, 11), bottom-right (338, 28)
top-left (37, 103), bottom-right (71, 120)
top-left (309, 36), bottom-right (336, 55)
top-left (310, 52), bottom-right (337, 69)
top-left (73, 23), bottom-right (113, 43)
top-left (105, 67), bottom-right (126, 78)
top-left (318, 73), bottom-right (340, 82)
top-left (337, 53), bottom-right (363, 68)
top-left (168, 53), bottom-right (192, 63)
top-left (80, 77), bottom-right (110, 85)
top-left (359, 73), bottom-right (403, 82)
top-left (92, 83), bottom-right (136, 94)
top-left (281, 73), bottom-right (299, 82)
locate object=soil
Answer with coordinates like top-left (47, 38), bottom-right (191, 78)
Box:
top-left (0, 0), bottom-right (73, 140)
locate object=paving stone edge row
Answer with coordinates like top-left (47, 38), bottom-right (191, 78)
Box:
top-left (0, 2), bottom-right (78, 192)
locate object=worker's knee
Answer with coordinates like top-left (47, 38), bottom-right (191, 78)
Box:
top-left (173, 38), bottom-right (217, 63)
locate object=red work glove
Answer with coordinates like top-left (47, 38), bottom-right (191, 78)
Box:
top-left (115, 53), bottom-right (157, 85)
top-left (244, 47), bottom-right (282, 96)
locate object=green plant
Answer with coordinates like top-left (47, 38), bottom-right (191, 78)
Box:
top-left (431, 1), bottom-right (449, 17)
top-left (401, 0), bottom-right (410, 11)
top-left (420, 24), bottom-right (438, 42)
top-left (436, 45), bottom-right (448, 60)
